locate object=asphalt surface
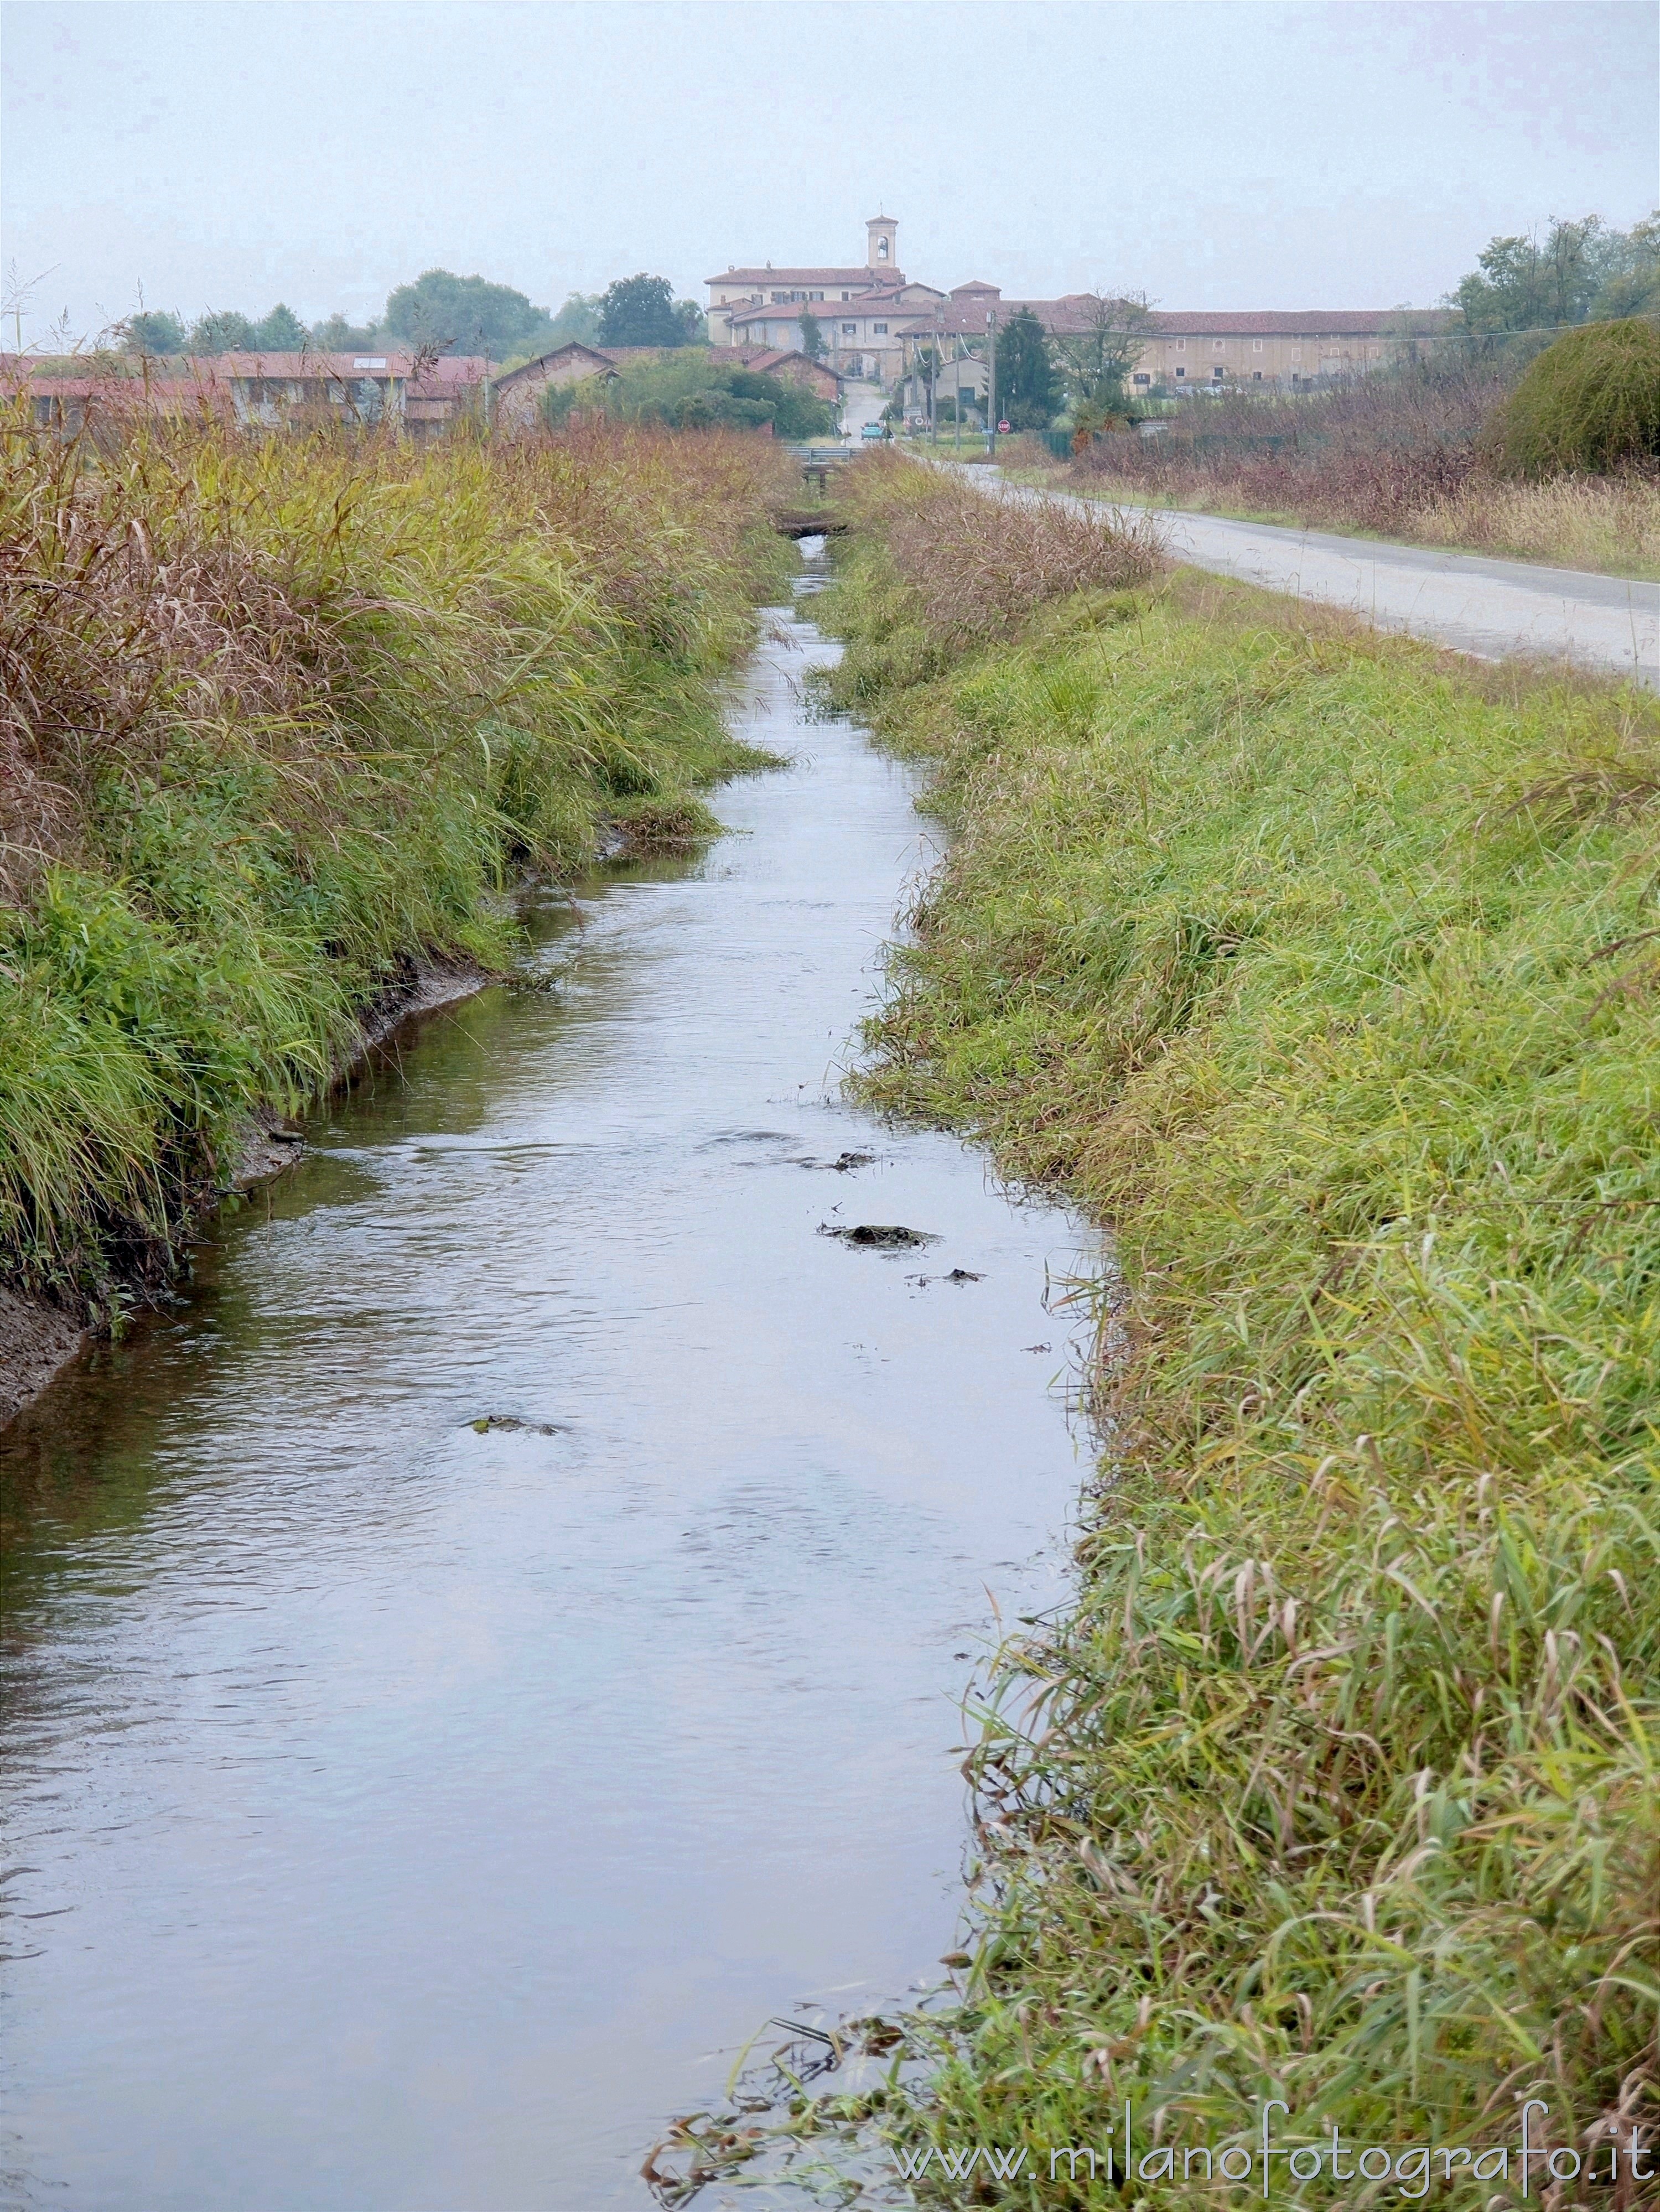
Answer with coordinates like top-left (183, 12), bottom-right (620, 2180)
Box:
top-left (976, 467), bottom-right (1659, 688)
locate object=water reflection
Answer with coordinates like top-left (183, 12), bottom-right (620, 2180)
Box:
top-left (1, 583), bottom-right (1093, 2211)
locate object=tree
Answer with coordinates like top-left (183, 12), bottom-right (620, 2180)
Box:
top-left (124, 309), bottom-right (186, 356)
top-left (1452, 217), bottom-right (1610, 334)
top-left (189, 310), bottom-right (258, 355)
top-left (993, 307), bottom-right (1060, 429)
top-left (596, 273), bottom-right (689, 349)
top-left (546, 292), bottom-right (604, 346)
top-left (1589, 214), bottom-right (1660, 321)
top-left (798, 307), bottom-right (826, 362)
top-left (382, 268), bottom-right (555, 357)
top-left (310, 312), bottom-right (381, 351)
top-left (1049, 292), bottom-right (1155, 412)
top-left (253, 303), bottom-right (308, 351)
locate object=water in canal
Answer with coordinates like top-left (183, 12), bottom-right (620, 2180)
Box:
top-left (0, 568), bottom-right (1094, 2211)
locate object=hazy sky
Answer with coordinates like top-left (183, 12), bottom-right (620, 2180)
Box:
top-left (4, 0), bottom-right (1656, 345)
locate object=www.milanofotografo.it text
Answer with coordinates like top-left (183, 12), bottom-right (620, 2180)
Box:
top-left (891, 2100), bottom-right (1655, 2197)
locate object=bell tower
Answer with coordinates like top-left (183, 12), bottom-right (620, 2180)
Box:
top-left (865, 214), bottom-right (899, 272)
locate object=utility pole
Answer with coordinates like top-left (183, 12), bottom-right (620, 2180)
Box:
top-left (930, 316), bottom-right (938, 445)
top-left (986, 308), bottom-right (998, 459)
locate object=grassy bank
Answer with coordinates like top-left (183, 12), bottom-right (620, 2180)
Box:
top-left (1, 409), bottom-right (792, 1331)
top-left (821, 458), bottom-right (1660, 2202)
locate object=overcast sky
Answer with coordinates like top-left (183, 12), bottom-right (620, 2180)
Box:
top-left (4, 0), bottom-right (1655, 345)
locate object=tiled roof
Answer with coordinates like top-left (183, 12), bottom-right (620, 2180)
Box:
top-left (916, 302), bottom-right (1462, 341)
top-left (706, 266), bottom-right (900, 287)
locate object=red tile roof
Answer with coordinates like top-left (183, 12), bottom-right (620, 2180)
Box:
top-left (707, 266), bottom-right (900, 288)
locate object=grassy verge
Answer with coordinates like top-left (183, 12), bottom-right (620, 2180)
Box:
top-left (1036, 463), bottom-right (1660, 581)
top-left (819, 457), bottom-right (1660, 2203)
top-left (1, 409), bottom-right (792, 1329)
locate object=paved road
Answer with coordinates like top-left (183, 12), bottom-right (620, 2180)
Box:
top-left (973, 467), bottom-right (1659, 689)
top-left (838, 379), bottom-right (889, 443)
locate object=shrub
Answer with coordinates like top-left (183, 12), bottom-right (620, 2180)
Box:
top-left (1483, 317), bottom-right (1660, 479)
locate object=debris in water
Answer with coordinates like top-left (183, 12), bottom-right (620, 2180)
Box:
top-left (793, 1150), bottom-right (876, 1172)
top-left (907, 1266), bottom-right (984, 1285)
top-left (469, 1415), bottom-right (563, 1435)
top-left (819, 1223), bottom-right (936, 1249)
top-left (1023, 1342), bottom-right (1052, 1353)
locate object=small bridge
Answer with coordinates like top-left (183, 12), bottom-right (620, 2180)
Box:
top-left (772, 455), bottom-right (853, 536)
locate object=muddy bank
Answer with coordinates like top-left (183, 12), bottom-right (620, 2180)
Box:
top-left (0, 1287), bottom-right (85, 1429)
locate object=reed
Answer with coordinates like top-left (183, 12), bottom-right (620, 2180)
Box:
top-left (817, 468), bottom-right (1660, 2203)
top-left (0, 408), bottom-right (792, 1321)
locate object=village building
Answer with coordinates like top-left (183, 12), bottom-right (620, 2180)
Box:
top-left (490, 340), bottom-right (837, 432)
top-left (711, 229), bottom-right (1454, 410)
top-left (895, 287), bottom-right (1460, 415)
top-left (706, 217), bottom-right (945, 382)
top-left (9, 351), bottom-right (492, 440)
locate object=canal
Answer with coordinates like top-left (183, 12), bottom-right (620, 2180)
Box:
top-left (0, 560), bottom-right (1093, 2210)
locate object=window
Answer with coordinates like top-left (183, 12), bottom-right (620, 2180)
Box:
top-left (873, 322), bottom-right (888, 335)
top-left (1212, 367), bottom-right (1225, 380)
top-left (811, 291), bottom-right (824, 301)
top-left (841, 323), bottom-right (857, 336)
top-left (1175, 366), bottom-right (1186, 378)
top-left (1213, 339), bottom-right (1225, 352)
top-left (1253, 339), bottom-right (1264, 352)
top-left (1175, 339), bottom-right (1186, 351)
top-left (1252, 370), bottom-right (1263, 380)
top-left (877, 236), bottom-right (889, 260)
top-left (841, 291), bottom-right (851, 300)
top-left (1133, 372), bottom-right (1150, 385)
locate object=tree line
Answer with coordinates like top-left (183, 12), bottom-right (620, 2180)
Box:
top-left (124, 270), bottom-right (706, 362)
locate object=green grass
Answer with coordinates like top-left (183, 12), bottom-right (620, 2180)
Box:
top-left (814, 460), bottom-right (1660, 2203)
top-left (1, 411), bottom-right (793, 1322)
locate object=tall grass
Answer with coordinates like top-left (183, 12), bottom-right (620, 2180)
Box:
top-left (817, 462), bottom-right (1660, 2202)
top-left (1073, 361), bottom-right (1511, 534)
top-left (1056, 354), bottom-right (1660, 577)
top-left (1410, 470), bottom-right (1660, 573)
top-left (0, 408), bottom-right (792, 1320)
